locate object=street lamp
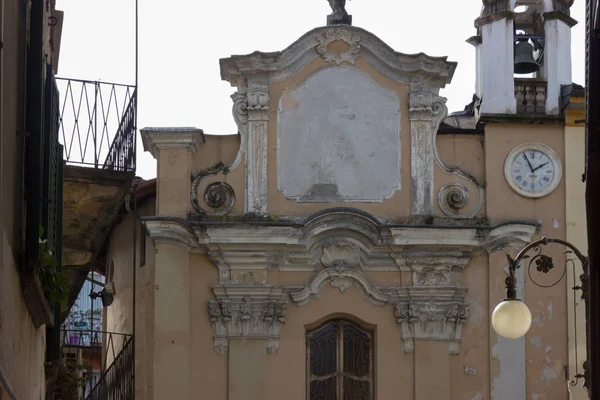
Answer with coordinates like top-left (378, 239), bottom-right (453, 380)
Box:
top-left (491, 236), bottom-right (589, 390)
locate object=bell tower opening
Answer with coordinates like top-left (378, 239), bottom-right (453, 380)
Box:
top-left (472, 0), bottom-right (576, 115)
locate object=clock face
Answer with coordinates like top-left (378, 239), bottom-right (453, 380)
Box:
top-left (504, 143), bottom-right (562, 198)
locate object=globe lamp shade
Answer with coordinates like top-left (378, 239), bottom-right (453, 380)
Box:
top-left (491, 299), bottom-right (532, 339)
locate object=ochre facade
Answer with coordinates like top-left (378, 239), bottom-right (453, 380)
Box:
top-left (106, 4), bottom-right (585, 399)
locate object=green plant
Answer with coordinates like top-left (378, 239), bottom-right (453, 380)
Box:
top-left (36, 226), bottom-right (69, 308)
top-left (53, 358), bottom-right (90, 400)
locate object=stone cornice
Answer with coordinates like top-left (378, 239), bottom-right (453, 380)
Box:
top-left (146, 210), bottom-right (540, 356)
top-left (143, 218), bottom-right (200, 251)
top-left (543, 10), bottom-right (578, 27)
top-left (143, 212), bottom-right (539, 258)
top-left (220, 26), bottom-right (456, 90)
top-left (140, 127), bottom-right (205, 159)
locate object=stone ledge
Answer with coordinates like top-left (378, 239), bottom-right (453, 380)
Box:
top-left (140, 127), bottom-right (205, 159)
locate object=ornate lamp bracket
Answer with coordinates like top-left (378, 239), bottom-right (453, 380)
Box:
top-left (505, 236), bottom-right (590, 392)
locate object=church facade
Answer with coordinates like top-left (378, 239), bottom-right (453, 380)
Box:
top-left (104, 1), bottom-right (587, 399)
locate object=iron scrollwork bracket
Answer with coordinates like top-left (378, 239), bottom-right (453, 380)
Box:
top-left (505, 236), bottom-right (590, 392)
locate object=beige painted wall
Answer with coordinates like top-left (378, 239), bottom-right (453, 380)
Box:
top-left (104, 200), bottom-right (156, 399)
top-left (434, 134), bottom-right (486, 218)
top-left (135, 30), bottom-right (580, 400)
top-left (0, 0), bottom-right (47, 398)
top-left (485, 124), bottom-right (568, 399)
top-left (565, 121), bottom-right (587, 399)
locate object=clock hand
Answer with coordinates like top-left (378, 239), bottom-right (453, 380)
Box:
top-left (522, 154), bottom-right (535, 172)
top-left (532, 162), bottom-right (549, 172)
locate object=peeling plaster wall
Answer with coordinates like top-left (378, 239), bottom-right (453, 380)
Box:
top-left (485, 124), bottom-right (568, 400)
top-left (451, 255), bottom-right (490, 400)
top-left (266, 54), bottom-right (412, 217)
top-left (491, 261), bottom-right (526, 400)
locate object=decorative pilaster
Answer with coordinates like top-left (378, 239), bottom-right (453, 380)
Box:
top-left (409, 91), bottom-right (447, 216)
top-left (208, 287), bottom-right (288, 355)
top-left (245, 79), bottom-right (269, 214)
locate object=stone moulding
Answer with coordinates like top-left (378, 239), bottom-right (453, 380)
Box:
top-left (140, 127), bottom-right (205, 159)
top-left (143, 209), bottom-right (538, 355)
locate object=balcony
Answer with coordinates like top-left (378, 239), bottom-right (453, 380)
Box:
top-left (57, 78), bottom-right (137, 312)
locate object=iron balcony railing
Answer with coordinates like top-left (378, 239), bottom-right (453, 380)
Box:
top-left (84, 335), bottom-right (134, 400)
top-left (61, 330), bottom-right (132, 372)
top-left (56, 78), bottom-right (137, 172)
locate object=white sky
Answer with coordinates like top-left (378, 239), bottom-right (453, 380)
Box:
top-left (55, 0), bottom-right (586, 180)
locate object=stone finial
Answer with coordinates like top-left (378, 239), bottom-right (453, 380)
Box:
top-left (327, 0), bottom-right (352, 25)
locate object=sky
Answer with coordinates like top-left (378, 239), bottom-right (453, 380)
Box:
top-left (54, 0), bottom-right (586, 180)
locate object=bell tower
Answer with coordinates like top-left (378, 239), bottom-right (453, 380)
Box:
top-left (470, 0), bottom-right (576, 115)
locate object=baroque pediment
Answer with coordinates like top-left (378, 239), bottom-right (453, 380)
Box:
top-left (220, 26), bottom-right (456, 90)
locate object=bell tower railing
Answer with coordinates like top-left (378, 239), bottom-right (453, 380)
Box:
top-left (514, 78), bottom-right (547, 114)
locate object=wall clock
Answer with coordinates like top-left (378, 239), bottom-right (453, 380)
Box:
top-left (504, 142), bottom-right (562, 198)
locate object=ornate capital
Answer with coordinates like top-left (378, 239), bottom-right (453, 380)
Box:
top-left (209, 285), bottom-right (288, 355)
top-left (209, 296), bottom-right (287, 355)
top-left (395, 300), bottom-right (470, 355)
top-left (409, 92), bottom-right (447, 122)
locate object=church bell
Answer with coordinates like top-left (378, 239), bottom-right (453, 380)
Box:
top-left (514, 39), bottom-right (541, 74)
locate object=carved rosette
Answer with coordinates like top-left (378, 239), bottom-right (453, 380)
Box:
top-left (316, 28), bottom-right (361, 65)
top-left (395, 302), bottom-right (470, 355)
top-left (209, 297), bottom-right (287, 355)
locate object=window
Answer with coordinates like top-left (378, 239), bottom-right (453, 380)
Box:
top-left (307, 319), bottom-right (373, 400)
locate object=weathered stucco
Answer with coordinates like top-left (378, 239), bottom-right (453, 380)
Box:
top-left (122, 17), bottom-right (582, 400)
top-left (485, 124), bottom-right (568, 400)
top-left (277, 66), bottom-right (401, 203)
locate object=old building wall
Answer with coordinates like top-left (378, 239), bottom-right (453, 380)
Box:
top-left (564, 104), bottom-right (587, 400)
top-left (450, 255), bottom-right (491, 400)
top-left (0, 0), bottom-right (46, 398)
top-left (190, 253), bottom-right (227, 400)
top-left (434, 134), bottom-right (486, 218)
top-left (104, 200), bottom-right (156, 399)
top-left (484, 124), bottom-right (568, 400)
top-left (138, 21), bottom-right (579, 400)
top-left (266, 286), bottom-right (411, 399)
